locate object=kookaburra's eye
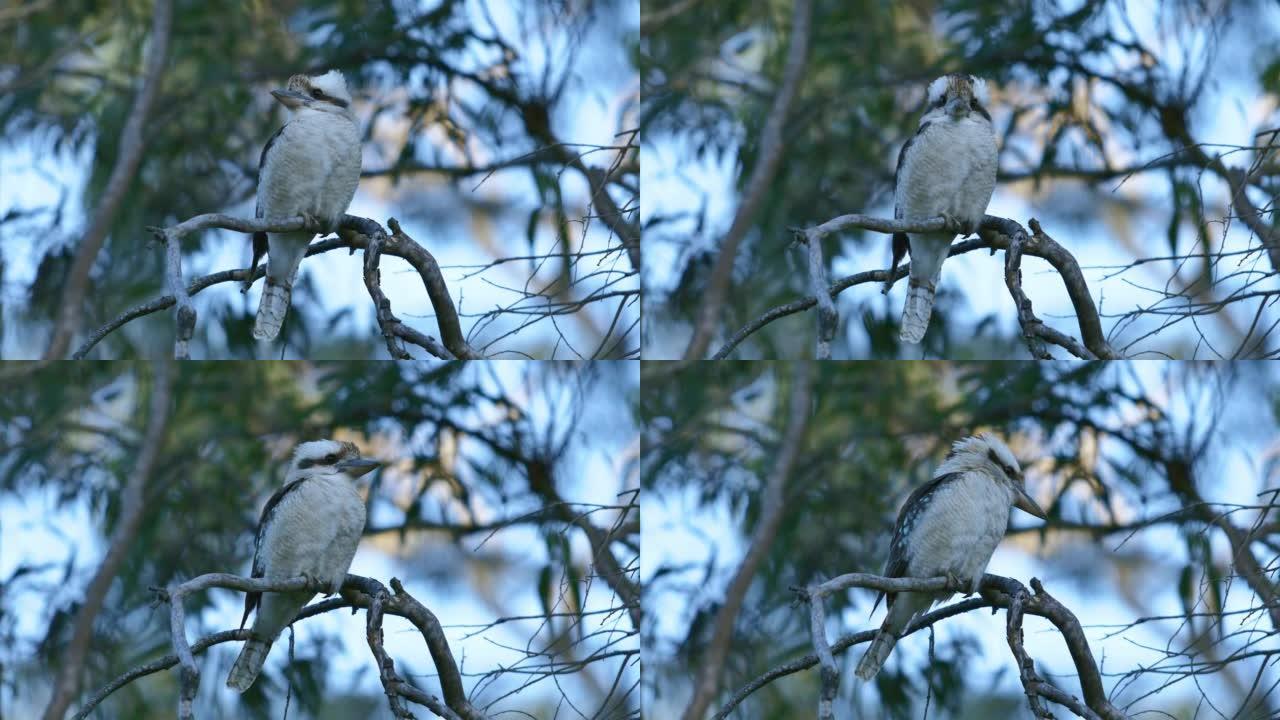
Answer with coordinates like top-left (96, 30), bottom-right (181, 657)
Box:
top-left (311, 88), bottom-right (324, 99)
top-left (324, 453), bottom-right (338, 463)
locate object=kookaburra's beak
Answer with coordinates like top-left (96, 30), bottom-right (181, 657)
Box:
top-left (270, 88), bottom-right (309, 110)
top-left (337, 457), bottom-right (381, 477)
top-left (1013, 485), bottom-right (1047, 519)
top-left (946, 92), bottom-right (970, 119)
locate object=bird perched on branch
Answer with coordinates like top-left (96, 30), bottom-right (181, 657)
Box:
top-left (854, 433), bottom-right (1044, 681)
top-left (884, 74), bottom-right (998, 344)
top-left (226, 440), bottom-right (380, 692)
top-left (246, 70), bottom-right (362, 341)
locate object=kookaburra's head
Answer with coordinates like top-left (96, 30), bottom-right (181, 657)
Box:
top-left (923, 73), bottom-right (991, 124)
top-left (271, 70), bottom-right (354, 118)
top-left (287, 439), bottom-right (380, 483)
top-left (937, 433), bottom-right (1046, 519)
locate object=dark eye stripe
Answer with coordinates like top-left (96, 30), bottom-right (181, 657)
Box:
top-left (297, 453), bottom-right (339, 469)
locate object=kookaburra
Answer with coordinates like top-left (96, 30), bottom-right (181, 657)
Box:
top-left (226, 440), bottom-right (379, 692)
top-left (853, 433), bottom-right (1045, 681)
top-left (884, 74), bottom-right (998, 344)
top-left (246, 70), bottom-right (362, 341)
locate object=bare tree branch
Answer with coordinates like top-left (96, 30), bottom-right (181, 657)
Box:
top-left (727, 572), bottom-right (1127, 720)
top-left (362, 218), bottom-right (454, 359)
top-left (146, 572), bottom-right (486, 720)
top-left (712, 215), bottom-right (1122, 359)
top-left (794, 229), bottom-right (836, 359)
top-left (42, 0), bottom-right (172, 360)
top-left (711, 598), bottom-right (989, 720)
top-left (71, 213), bottom-right (482, 360)
top-left (681, 361), bottom-right (813, 720)
top-left (363, 578), bottom-right (458, 720)
top-left (682, 0), bottom-right (812, 360)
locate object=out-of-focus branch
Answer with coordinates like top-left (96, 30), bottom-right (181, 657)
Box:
top-left (548, 134), bottom-right (640, 271)
top-left (681, 361), bottom-right (813, 720)
top-left (42, 0), bottom-right (172, 360)
top-left (43, 361), bottom-right (173, 720)
top-left (1163, 457), bottom-right (1280, 631)
top-left (526, 462), bottom-right (641, 629)
top-left (682, 0), bottom-right (812, 360)
top-left (640, 0), bottom-right (707, 33)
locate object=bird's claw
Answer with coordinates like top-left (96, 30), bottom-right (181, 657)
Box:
top-left (938, 213), bottom-right (983, 237)
top-left (299, 212), bottom-right (330, 235)
top-left (944, 571), bottom-right (975, 595)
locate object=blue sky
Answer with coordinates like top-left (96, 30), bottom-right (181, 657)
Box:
top-left (0, 360), bottom-right (640, 718)
top-left (0, 0), bottom-right (638, 360)
top-left (642, 362), bottom-right (1280, 717)
top-left (641, 0), bottom-right (1280, 359)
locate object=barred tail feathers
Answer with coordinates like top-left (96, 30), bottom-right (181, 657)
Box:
top-left (226, 637), bottom-right (272, 692)
top-left (898, 234), bottom-right (951, 344)
top-left (252, 280), bottom-right (291, 341)
top-left (899, 279), bottom-right (935, 344)
top-left (854, 629), bottom-right (898, 681)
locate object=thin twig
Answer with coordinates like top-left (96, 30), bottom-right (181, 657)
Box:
top-left (712, 215), bottom-right (1121, 359)
top-left (71, 214), bottom-right (481, 360)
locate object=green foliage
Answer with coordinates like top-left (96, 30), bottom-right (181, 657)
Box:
top-left (1, 360), bottom-right (639, 717)
top-left (2, 0), bottom-right (638, 359)
top-left (643, 360), bottom-right (1278, 715)
top-left (643, 0), bottom-right (1280, 357)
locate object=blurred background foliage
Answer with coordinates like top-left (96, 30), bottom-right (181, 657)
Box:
top-left (1, 0), bottom-right (638, 359)
top-left (641, 0), bottom-right (1280, 358)
top-left (0, 360), bottom-right (639, 719)
top-left (641, 360), bottom-right (1280, 718)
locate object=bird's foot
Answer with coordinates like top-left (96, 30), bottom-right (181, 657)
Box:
top-left (937, 212), bottom-right (961, 235)
top-left (297, 212), bottom-right (325, 235)
top-left (321, 579), bottom-right (341, 596)
top-left (943, 571), bottom-right (973, 595)
top-left (298, 571), bottom-right (326, 593)
top-left (939, 213), bottom-right (977, 236)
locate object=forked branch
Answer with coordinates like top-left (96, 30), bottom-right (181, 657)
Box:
top-left (717, 214), bottom-right (1120, 359)
top-left (76, 213), bottom-right (481, 360)
top-left (728, 573), bottom-right (1127, 720)
top-left (71, 572), bottom-right (487, 720)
